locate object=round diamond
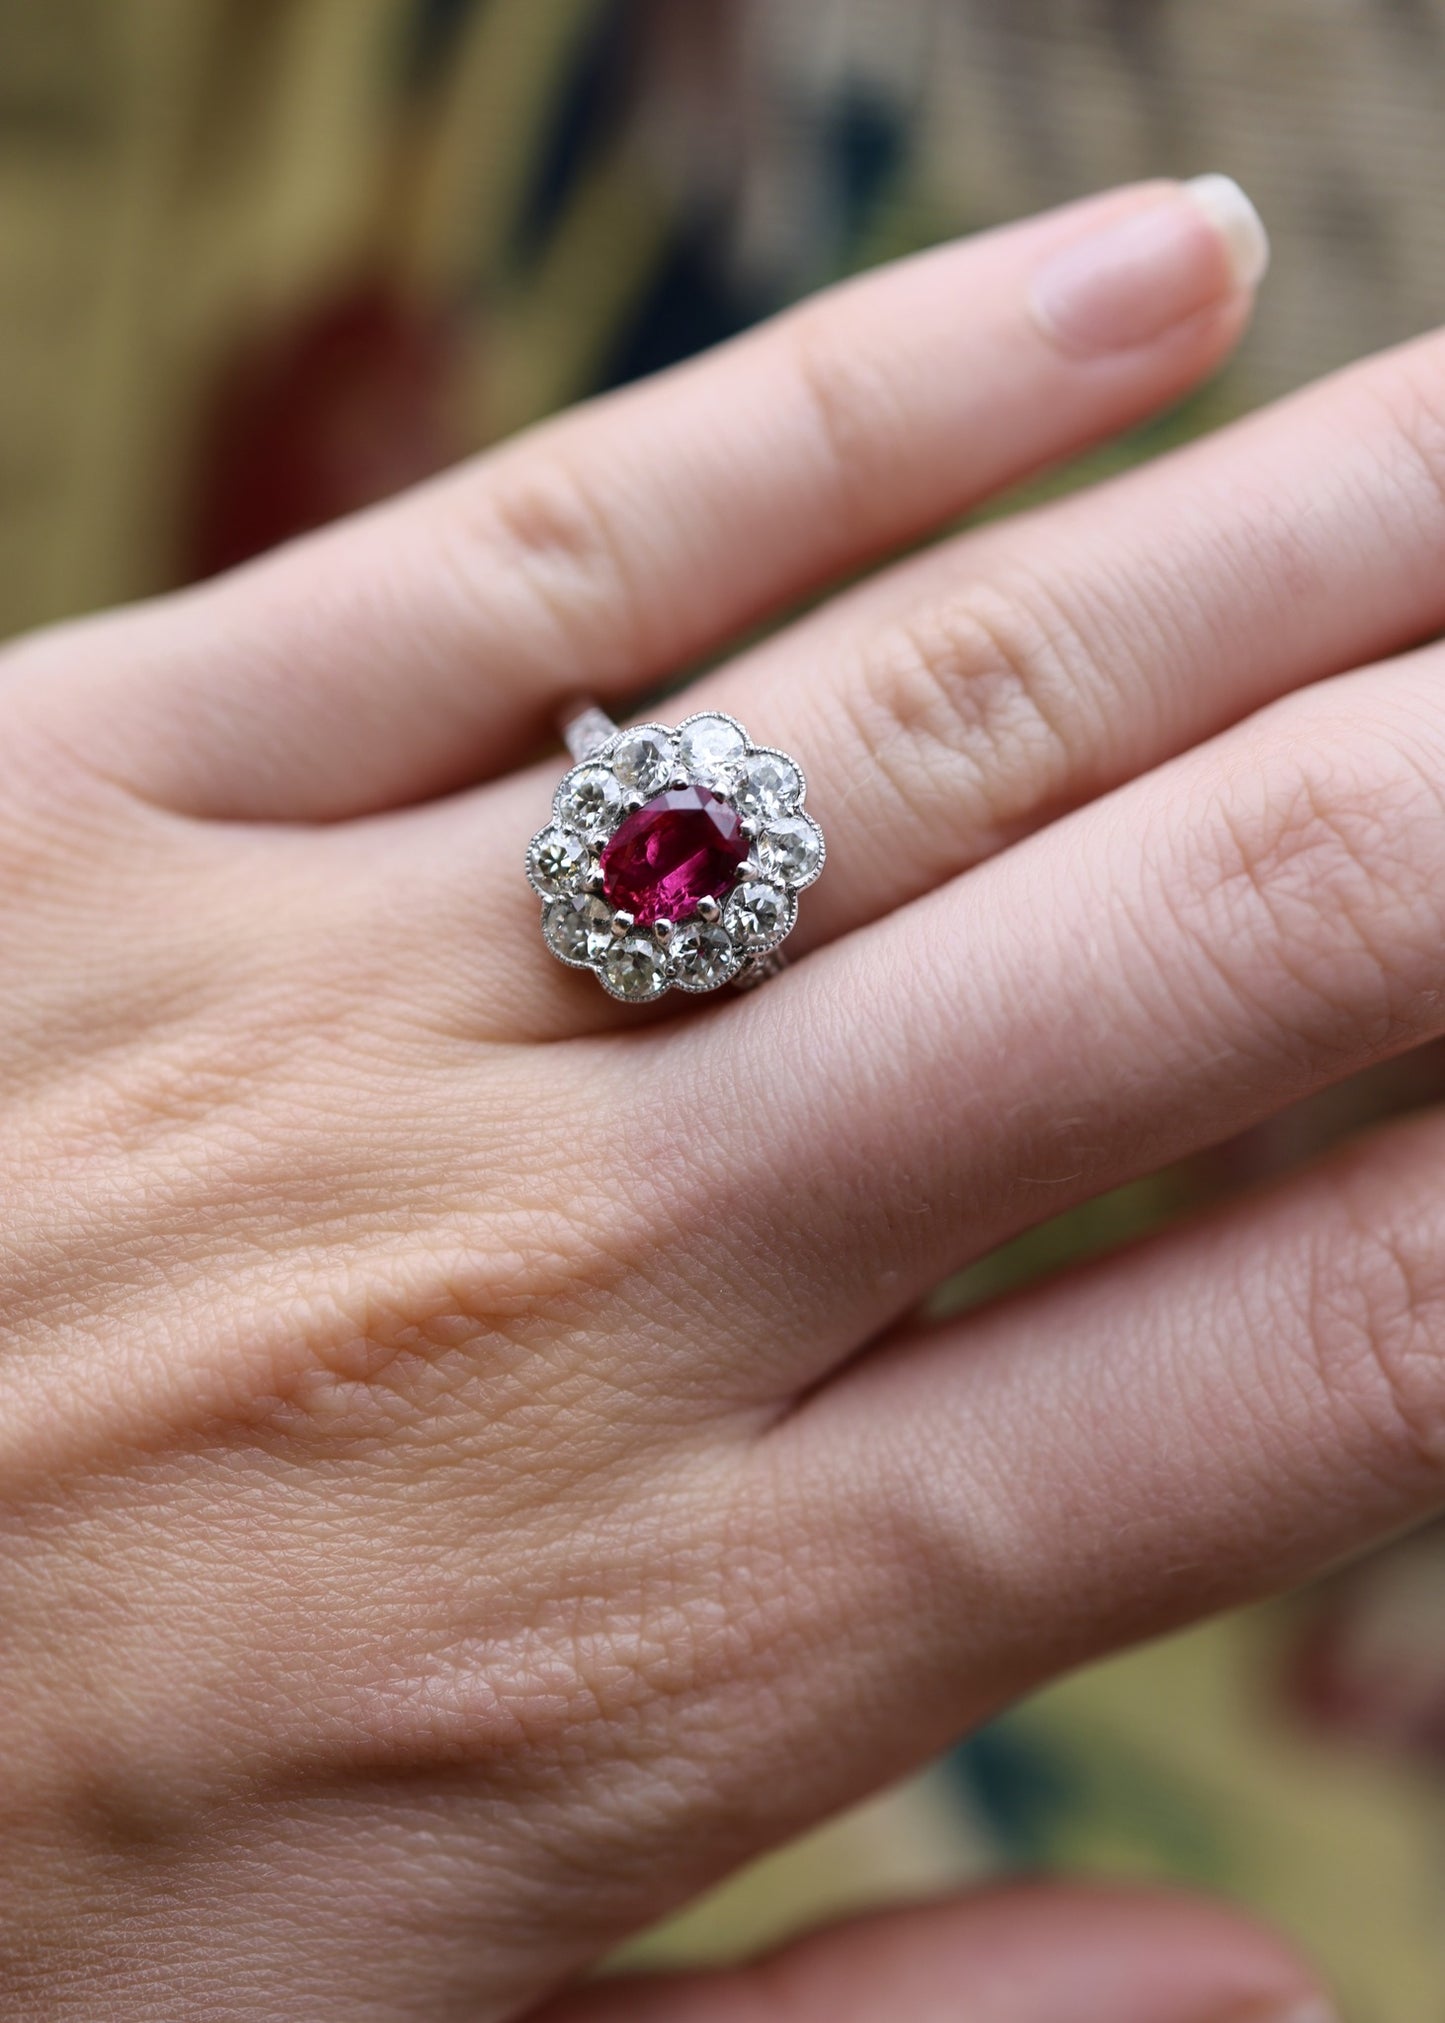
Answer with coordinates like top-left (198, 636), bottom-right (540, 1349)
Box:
top-left (734, 752), bottom-right (800, 824)
top-left (558, 765), bottom-right (622, 838)
top-left (529, 826), bottom-right (591, 895)
top-left (759, 815), bottom-right (823, 888)
top-left (603, 935), bottom-right (669, 1000)
top-left (610, 727), bottom-right (673, 795)
top-left (677, 714), bottom-right (745, 783)
top-left (725, 879), bottom-right (790, 950)
top-left (543, 892), bottom-right (611, 965)
top-left (670, 922), bottom-right (739, 991)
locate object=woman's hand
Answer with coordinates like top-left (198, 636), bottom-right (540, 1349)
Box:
top-left (0, 178), bottom-right (1429, 2020)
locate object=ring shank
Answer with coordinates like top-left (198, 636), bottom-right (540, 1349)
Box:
top-left (732, 950), bottom-right (787, 990)
top-left (559, 701), bottom-right (619, 766)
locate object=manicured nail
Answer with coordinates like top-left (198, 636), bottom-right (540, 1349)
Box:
top-left (1031, 174), bottom-right (1269, 356)
top-left (1184, 173), bottom-right (1271, 291)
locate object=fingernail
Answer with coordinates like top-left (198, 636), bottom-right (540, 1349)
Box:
top-left (1184, 173), bottom-right (1271, 291)
top-left (1030, 174), bottom-right (1269, 357)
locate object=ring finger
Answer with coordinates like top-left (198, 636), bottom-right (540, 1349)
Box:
top-left (489, 236), bottom-right (1445, 1041)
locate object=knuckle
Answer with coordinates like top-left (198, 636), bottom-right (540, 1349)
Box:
top-left (1302, 1161), bottom-right (1445, 1479)
top-left (448, 443), bottom-right (653, 669)
top-left (334, 1464), bottom-right (772, 1796)
top-left (1160, 715), bottom-right (1445, 1055)
top-left (1374, 344), bottom-right (1445, 529)
top-left (855, 571), bottom-right (1084, 858)
top-left (785, 303), bottom-right (908, 538)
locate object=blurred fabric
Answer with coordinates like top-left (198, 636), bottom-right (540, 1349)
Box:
top-left (2, 4), bottom-right (1444, 2017)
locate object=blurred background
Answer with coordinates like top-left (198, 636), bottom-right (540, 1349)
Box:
top-left (3, 3), bottom-right (1444, 2016)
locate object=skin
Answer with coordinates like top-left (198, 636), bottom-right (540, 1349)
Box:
top-left (2, 178), bottom-right (1437, 2017)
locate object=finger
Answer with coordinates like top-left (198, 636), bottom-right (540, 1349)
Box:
top-left (491, 283), bottom-right (1445, 1046)
top-left (681, 307), bottom-right (1445, 952)
top-left (785, 1107), bottom-right (1445, 1798)
top-left (652, 645), bottom-right (1445, 1393)
top-left (7, 181), bottom-right (1258, 820)
top-left (536, 1885), bottom-right (1329, 2023)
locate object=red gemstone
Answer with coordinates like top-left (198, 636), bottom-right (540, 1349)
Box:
top-left (600, 784), bottom-right (747, 925)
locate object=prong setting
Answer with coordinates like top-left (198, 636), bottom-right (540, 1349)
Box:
top-left (531, 710), bottom-right (821, 999)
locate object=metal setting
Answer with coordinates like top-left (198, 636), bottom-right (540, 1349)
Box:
top-left (530, 703), bottom-right (825, 1001)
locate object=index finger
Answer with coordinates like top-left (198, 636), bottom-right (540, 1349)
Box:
top-left (11, 181), bottom-right (1259, 821)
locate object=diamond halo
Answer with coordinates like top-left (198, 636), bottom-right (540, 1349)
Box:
top-left (529, 710), bottom-right (824, 1001)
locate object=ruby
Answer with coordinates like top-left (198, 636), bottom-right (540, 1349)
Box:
top-left (600, 784), bottom-right (747, 926)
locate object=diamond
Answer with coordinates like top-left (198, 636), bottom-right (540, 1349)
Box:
top-left (610, 727), bottom-right (673, 795)
top-left (677, 714), bottom-right (746, 783)
top-left (759, 814), bottom-right (823, 888)
top-left (725, 879), bottom-right (790, 949)
top-left (734, 752), bottom-right (800, 824)
top-left (600, 783), bottom-right (747, 926)
top-left (670, 922), bottom-right (739, 991)
top-left (543, 892), bottom-right (611, 964)
top-left (603, 935), bottom-right (669, 1000)
top-left (529, 826), bottom-right (591, 895)
top-left (558, 765), bottom-right (622, 838)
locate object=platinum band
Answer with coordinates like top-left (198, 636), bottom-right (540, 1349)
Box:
top-left (560, 701), bottom-right (619, 767)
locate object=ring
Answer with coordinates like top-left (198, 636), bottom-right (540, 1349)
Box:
top-left (528, 702), bottom-right (825, 1002)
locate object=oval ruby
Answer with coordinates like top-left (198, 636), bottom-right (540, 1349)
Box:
top-left (600, 784), bottom-right (747, 926)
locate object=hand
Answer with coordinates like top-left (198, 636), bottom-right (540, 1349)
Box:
top-left (0, 177), bottom-right (1427, 2021)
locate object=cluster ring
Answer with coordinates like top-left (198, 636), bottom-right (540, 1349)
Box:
top-left (527, 703), bottom-right (824, 1002)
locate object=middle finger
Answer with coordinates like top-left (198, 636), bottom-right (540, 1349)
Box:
top-left (687, 319), bottom-right (1445, 950)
